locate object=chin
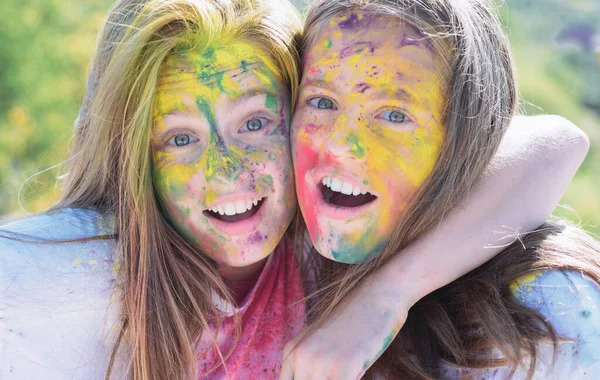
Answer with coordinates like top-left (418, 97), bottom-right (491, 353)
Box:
top-left (314, 235), bottom-right (385, 265)
top-left (211, 242), bottom-right (274, 267)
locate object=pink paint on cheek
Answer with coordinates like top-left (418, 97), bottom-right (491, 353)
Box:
top-left (295, 136), bottom-right (320, 242)
top-left (304, 123), bottom-right (321, 135)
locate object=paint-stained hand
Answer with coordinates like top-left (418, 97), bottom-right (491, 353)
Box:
top-left (279, 276), bottom-right (409, 380)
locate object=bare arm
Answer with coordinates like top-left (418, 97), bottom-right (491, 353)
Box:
top-left (280, 115), bottom-right (590, 380)
top-left (391, 114), bottom-right (590, 307)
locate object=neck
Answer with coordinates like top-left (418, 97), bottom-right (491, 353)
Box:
top-left (218, 257), bottom-right (268, 304)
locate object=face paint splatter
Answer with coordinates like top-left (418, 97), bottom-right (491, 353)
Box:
top-left (292, 12), bottom-right (445, 263)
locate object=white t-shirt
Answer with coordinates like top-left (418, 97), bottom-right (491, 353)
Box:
top-left (1, 208), bottom-right (121, 379)
top-left (0, 208), bottom-right (306, 380)
top-left (440, 270), bottom-right (600, 379)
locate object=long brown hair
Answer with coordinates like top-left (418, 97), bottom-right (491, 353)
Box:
top-left (299, 1), bottom-right (600, 378)
top-left (53, 0), bottom-right (302, 378)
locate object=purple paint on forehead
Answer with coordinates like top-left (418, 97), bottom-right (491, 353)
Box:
top-left (338, 41), bottom-right (378, 59)
top-left (336, 12), bottom-right (379, 31)
top-left (353, 83), bottom-right (371, 94)
top-left (337, 13), bottom-right (361, 29)
top-left (397, 28), bottom-right (435, 55)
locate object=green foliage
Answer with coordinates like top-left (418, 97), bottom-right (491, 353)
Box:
top-left (499, 0), bottom-right (600, 233)
top-left (0, 0), bottom-right (112, 216)
top-left (0, 0), bottom-right (598, 234)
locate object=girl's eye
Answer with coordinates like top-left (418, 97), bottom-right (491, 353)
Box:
top-left (167, 134), bottom-right (198, 147)
top-left (309, 97), bottom-right (337, 110)
top-left (239, 118), bottom-right (267, 133)
top-left (380, 110), bottom-right (407, 124)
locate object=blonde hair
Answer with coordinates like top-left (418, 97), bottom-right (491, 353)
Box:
top-left (298, 1), bottom-right (600, 379)
top-left (55, 0), bottom-right (302, 378)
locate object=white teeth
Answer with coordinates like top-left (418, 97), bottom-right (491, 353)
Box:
top-left (224, 203), bottom-right (236, 216)
top-left (209, 197), bottom-right (264, 216)
top-left (341, 182), bottom-right (353, 195)
top-left (322, 176), bottom-right (370, 197)
top-left (330, 178), bottom-right (342, 192)
top-left (235, 200), bottom-right (247, 214)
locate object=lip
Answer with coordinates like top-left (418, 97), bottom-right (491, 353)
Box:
top-left (205, 197), bottom-right (268, 236)
top-left (309, 168), bottom-right (377, 220)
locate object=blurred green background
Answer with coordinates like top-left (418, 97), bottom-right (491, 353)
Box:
top-left (0, 0), bottom-right (598, 233)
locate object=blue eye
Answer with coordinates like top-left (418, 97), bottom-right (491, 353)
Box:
top-left (309, 97), bottom-right (336, 110)
top-left (240, 118), bottom-right (267, 133)
top-left (381, 111), bottom-right (407, 123)
top-left (167, 134), bottom-right (198, 147)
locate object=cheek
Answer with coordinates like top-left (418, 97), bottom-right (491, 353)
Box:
top-left (293, 131), bottom-right (319, 185)
top-left (153, 152), bottom-right (206, 205)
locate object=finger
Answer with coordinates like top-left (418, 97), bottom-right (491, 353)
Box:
top-left (278, 355), bottom-right (295, 380)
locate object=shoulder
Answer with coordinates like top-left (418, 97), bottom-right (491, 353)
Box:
top-left (1, 208), bottom-right (121, 379)
top-left (511, 270), bottom-right (600, 378)
top-left (1, 208), bottom-right (118, 296)
top-left (511, 270), bottom-right (600, 328)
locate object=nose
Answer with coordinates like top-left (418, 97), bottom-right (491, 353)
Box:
top-left (324, 120), bottom-right (366, 160)
top-left (204, 139), bottom-right (247, 183)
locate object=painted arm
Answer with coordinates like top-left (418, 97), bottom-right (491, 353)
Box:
top-left (279, 115), bottom-right (590, 379)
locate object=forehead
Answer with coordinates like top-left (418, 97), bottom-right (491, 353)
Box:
top-left (303, 11), bottom-right (443, 84)
top-left (159, 41), bottom-right (276, 83)
top-left (154, 41), bottom-right (282, 116)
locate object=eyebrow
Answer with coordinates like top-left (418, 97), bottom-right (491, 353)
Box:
top-left (301, 79), bottom-right (338, 94)
top-left (158, 88), bottom-right (280, 119)
top-left (229, 88), bottom-right (280, 109)
top-left (365, 88), bottom-right (414, 103)
top-left (303, 78), bottom-right (414, 103)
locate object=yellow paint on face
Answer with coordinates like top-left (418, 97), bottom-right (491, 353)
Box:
top-left (293, 12), bottom-right (446, 263)
top-left (151, 40), bottom-right (297, 272)
top-left (153, 41), bottom-right (281, 192)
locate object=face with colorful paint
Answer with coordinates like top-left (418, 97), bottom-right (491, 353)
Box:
top-left (292, 12), bottom-right (446, 264)
top-left (152, 40), bottom-right (296, 278)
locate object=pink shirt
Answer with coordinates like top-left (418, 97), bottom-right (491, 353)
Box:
top-left (195, 237), bottom-right (306, 379)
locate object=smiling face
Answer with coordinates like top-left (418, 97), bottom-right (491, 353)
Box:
top-left (152, 41), bottom-right (296, 276)
top-left (292, 12), bottom-right (446, 263)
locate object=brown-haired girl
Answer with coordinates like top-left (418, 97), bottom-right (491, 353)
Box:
top-left (287, 0), bottom-right (600, 379)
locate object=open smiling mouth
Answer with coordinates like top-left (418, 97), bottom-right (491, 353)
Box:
top-left (320, 176), bottom-right (377, 208)
top-left (203, 198), bottom-right (265, 223)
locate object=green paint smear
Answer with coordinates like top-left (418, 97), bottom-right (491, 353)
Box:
top-left (260, 174), bottom-right (274, 186)
top-left (348, 133), bottom-right (366, 159)
top-left (325, 40), bottom-right (333, 48)
top-left (363, 331), bottom-right (395, 371)
top-left (331, 242), bottom-right (384, 264)
top-left (269, 124), bottom-right (281, 136)
top-left (265, 92), bottom-right (279, 114)
top-left (330, 222), bottom-right (384, 263)
top-left (196, 96), bottom-right (247, 180)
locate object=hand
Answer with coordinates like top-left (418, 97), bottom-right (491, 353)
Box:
top-left (279, 275), bottom-right (410, 380)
